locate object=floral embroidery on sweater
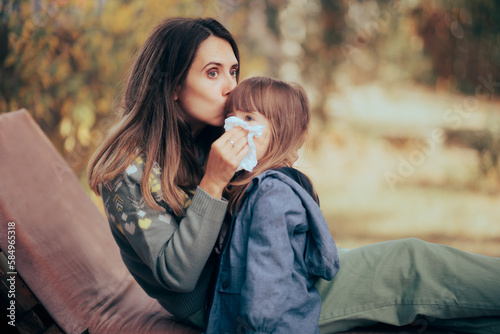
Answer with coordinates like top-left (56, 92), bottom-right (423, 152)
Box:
top-left (103, 153), bottom-right (192, 235)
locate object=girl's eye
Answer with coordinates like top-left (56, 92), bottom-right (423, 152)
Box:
top-left (245, 115), bottom-right (254, 122)
top-left (208, 70), bottom-right (219, 78)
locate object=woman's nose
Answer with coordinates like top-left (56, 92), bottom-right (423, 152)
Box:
top-left (223, 75), bottom-right (237, 96)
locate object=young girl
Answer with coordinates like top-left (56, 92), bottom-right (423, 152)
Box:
top-left (205, 76), bottom-right (340, 333)
top-left (205, 77), bottom-right (500, 334)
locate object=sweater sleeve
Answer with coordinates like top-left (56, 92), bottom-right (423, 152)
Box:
top-left (101, 156), bottom-right (227, 293)
top-left (239, 179), bottom-right (308, 332)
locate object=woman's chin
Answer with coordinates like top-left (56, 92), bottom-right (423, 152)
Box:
top-left (212, 116), bottom-right (226, 128)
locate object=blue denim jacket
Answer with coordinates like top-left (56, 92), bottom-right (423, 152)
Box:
top-left (205, 169), bottom-right (339, 333)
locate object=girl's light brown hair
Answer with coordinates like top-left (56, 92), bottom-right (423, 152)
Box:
top-left (87, 17), bottom-right (239, 216)
top-left (224, 77), bottom-right (316, 213)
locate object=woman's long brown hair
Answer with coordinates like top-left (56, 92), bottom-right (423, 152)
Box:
top-left (224, 77), bottom-right (316, 214)
top-left (87, 17), bottom-right (239, 216)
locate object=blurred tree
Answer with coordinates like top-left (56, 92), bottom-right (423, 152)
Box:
top-left (1, 0), bottom-right (498, 192)
top-left (412, 0), bottom-right (499, 95)
top-left (0, 0), bottom-right (208, 182)
top-left (251, 0), bottom-right (346, 124)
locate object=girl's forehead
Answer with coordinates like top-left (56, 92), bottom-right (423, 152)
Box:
top-left (228, 109), bottom-right (258, 114)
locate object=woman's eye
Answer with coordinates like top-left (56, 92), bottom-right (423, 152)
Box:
top-left (230, 68), bottom-right (238, 77)
top-left (208, 70), bottom-right (219, 78)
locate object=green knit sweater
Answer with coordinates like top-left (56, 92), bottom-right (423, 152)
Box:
top-left (100, 154), bottom-right (228, 319)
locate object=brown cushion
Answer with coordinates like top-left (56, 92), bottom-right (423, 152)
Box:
top-left (0, 110), bottom-right (199, 334)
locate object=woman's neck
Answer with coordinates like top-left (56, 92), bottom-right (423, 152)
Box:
top-left (183, 115), bottom-right (206, 138)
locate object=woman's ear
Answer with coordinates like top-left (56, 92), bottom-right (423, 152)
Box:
top-left (174, 86), bottom-right (180, 101)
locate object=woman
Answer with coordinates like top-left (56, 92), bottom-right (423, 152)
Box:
top-left (88, 17), bottom-right (500, 333)
top-left (87, 17), bottom-right (248, 328)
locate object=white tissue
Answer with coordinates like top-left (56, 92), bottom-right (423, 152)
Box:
top-left (224, 116), bottom-right (265, 172)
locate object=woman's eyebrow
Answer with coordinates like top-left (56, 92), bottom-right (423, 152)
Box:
top-left (201, 62), bottom-right (239, 70)
top-left (202, 61), bottom-right (222, 70)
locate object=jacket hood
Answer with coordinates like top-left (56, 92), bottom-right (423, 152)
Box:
top-left (246, 169), bottom-right (339, 280)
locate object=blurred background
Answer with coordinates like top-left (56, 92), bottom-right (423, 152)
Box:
top-left (1, 0), bottom-right (499, 255)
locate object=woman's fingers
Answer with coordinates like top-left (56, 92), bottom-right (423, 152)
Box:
top-left (219, 127), bottom-right (248, 150)
top-left (234, 142), bottom-right (250, 161)
top-left (223, 127), bottom-right (249, 167)
top-left (212, 127), bottom-right (249, 162)
top-left (227, 133), bottom-right (248, 154)
top-left (200, 127), bottom-right (250, 198)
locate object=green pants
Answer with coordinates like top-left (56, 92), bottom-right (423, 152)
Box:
top-left (317, 238), bottom-right (500, 333)
top-left (187, 238), bottom-right (500, 332)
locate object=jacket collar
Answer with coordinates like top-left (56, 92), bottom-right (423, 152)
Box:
top-left (243, 169), bottom-right (339, 280)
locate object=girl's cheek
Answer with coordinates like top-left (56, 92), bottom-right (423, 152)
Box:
top-left (256, 134), bottom-right (270, 158)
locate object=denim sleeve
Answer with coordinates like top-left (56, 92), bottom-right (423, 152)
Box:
top-left (239, 179), bottom-right (306, 332)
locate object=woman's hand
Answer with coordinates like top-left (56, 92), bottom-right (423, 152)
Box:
top-left (200, 127), bottom-right (249, 199)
